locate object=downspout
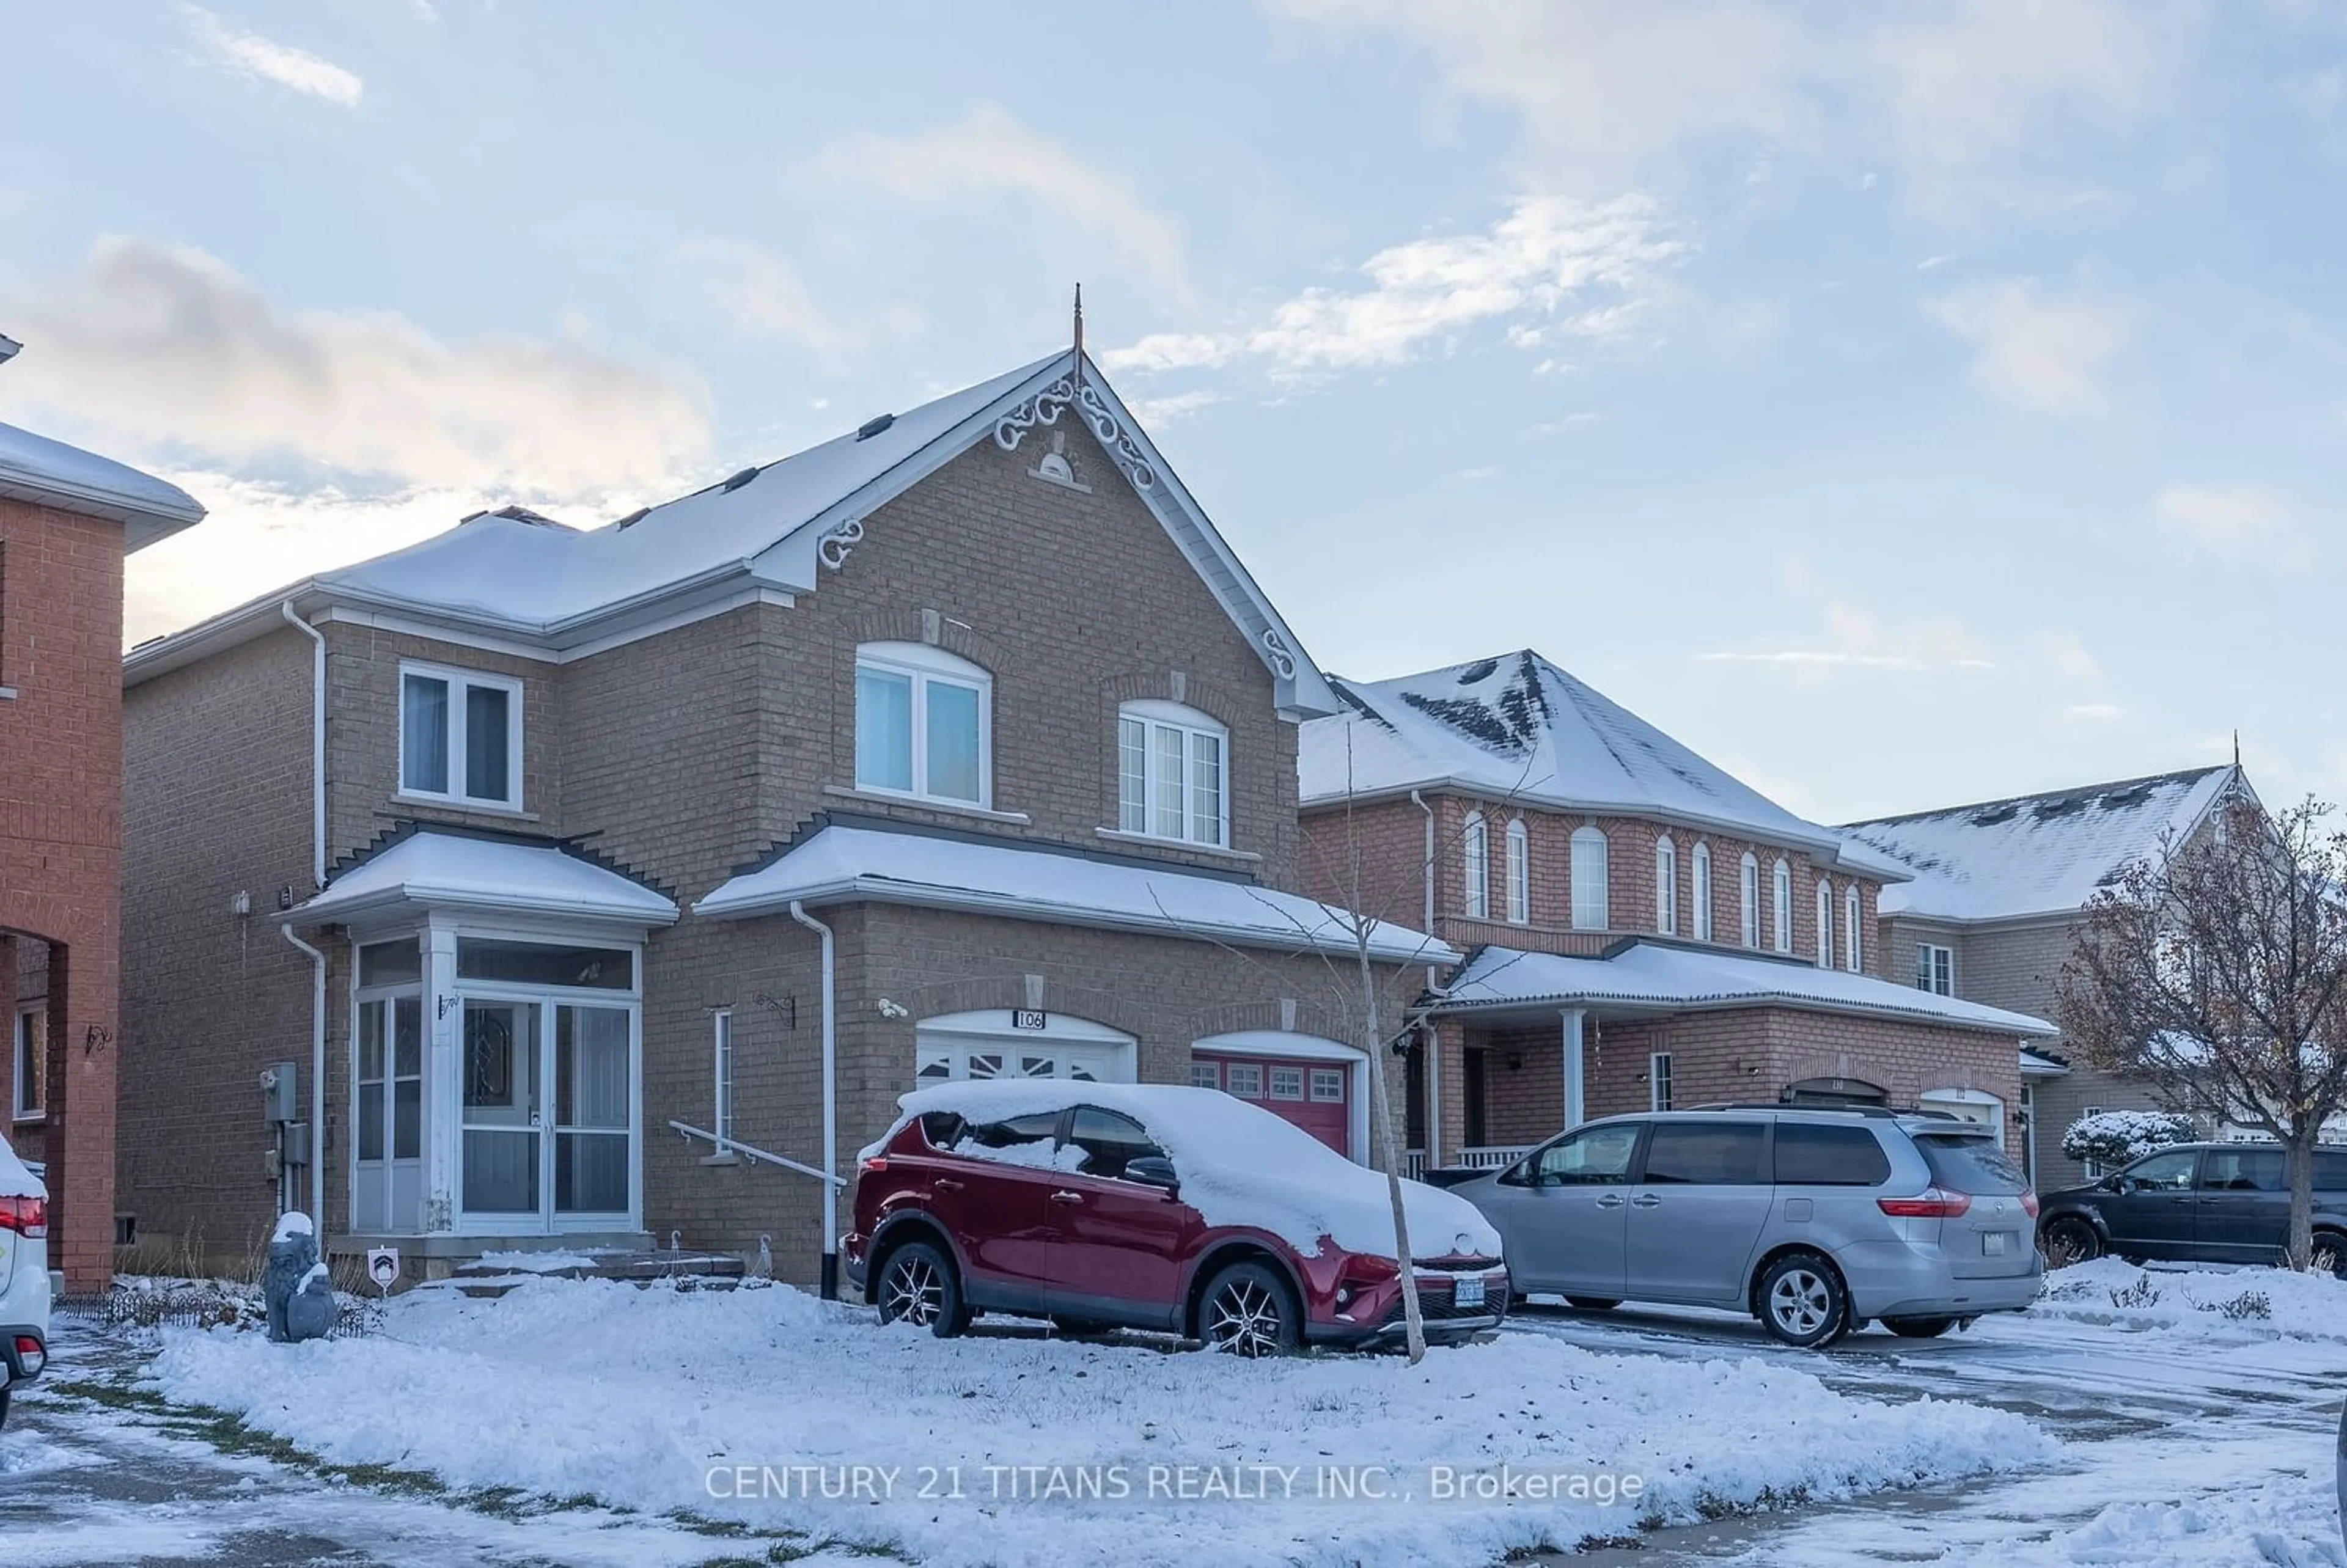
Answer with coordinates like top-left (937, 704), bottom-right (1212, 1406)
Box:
top-left (1411, 790), bottom-right (1440, 1168)
top-left (281, 601), bottom-right (328, 1226)
top-left (788, 901), bottom-right (839, 1300)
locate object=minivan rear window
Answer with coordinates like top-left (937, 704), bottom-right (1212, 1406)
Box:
top-left (1773, 1123), bottom-right (1891, 1186)
top-left (1915, 1134), bottom-right (2028, 1194)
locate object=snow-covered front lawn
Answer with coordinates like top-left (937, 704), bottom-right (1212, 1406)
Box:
top-left (143, 1277), bottom-right (2052, 1567)
top-left (2035, 1258), bottom-right (2347, 1342)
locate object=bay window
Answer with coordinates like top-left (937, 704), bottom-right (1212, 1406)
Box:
top-left (1116, 700), bottom-right (1227, 846)
top-left (400, 662), bottom-right (522, 810)
top-left (856, 642), bottom-right (990, 806)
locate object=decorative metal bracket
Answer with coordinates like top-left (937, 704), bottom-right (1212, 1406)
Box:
top-left (994, 376), bottom-right (1157, 493)
top-left (1260, 629), bottom-right (1298, 680)
top-left (817, 517), bottom-right (865, 571)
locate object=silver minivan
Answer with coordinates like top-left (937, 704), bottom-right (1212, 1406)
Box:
top-left (1443, 1107), bottom-right (2042, 1347)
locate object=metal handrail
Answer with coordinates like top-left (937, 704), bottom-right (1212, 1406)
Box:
top-left (669, 1119), bottom-right (847, 1189)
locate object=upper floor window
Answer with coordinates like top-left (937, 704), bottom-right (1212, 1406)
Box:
top-left (1815, 879), bottom-right (1833, 969)
top-left (11, 1005), bottom-right (42, 1123)
top-left (1117, 700), bottom-right (1227, 846)
top-left (1571, 826), bottom-right (1609, 931)
top-left (1916, 942), bottom-right (1954, 995)
top-left (1691, 843), bottom-right (1713, 940)
top-left (400, 662), bottom-right (521, 810)
top-left (1771, 859), bottom-right (1792, 953)
top-left (1504, 819), bottom-right (1529, 925)
top-left (856, 642), bottom-right (989, 807)
top-left (1463, 812), bottom-right (1489, 920)
top-left (1738, 853), bottom-right (1760, 948)
top-left (1845, 885), bottom-right (1863, 972)
top-left (1655, 835), bottom-right (1678, 936)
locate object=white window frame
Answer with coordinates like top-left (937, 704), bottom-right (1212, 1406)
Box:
top-left (1504, 819), bottom-right (1529, 925)
top-left (397, 659), bottom-right (524, 811)
top-left (1916, 942), bottom-right (1955, 995)
top-left (12, 1004), bottom-right (43, 1123)
top-left (1771, 859), bottom-right (1792, 953)
top-left (1815, 878), bottom-right (1833, 969)
top-left (1845, 885), bottom-right (1863, 972)
top-left (1117, 698), bottom-right (1229, 848)
top-left (1739, 852), bottom-right (1760, 948)
top-left (1655, 835), bottom-right (1677, 936)
top-left (1571, 826), bottom-right (1610, 931)
top-left (712, 1009), bottom-right (735, 1145)
top-left (855, 641), bottom-right (993, 808)
top-left (1691, 843), bottom-right (1713, 940)
top-left (1463, 812), bottom-right (1489, 920)
top-left (1649, 1050), bottom-right (1673, 1113)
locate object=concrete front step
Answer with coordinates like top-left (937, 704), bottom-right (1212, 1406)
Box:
top-left (442, 1250), bottom-right (747, 1300)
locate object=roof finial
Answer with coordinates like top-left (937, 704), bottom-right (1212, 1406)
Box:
top-left (2233, 728), bottom-right (2241, 769)
top-left (1072, 282), bottom-right (1084, 374)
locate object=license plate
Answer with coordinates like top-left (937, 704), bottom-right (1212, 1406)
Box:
top-left (1454, 1275), bottom-right (1486, 1308)
top-left (1983, 1231), bottom-right (2012, 1256)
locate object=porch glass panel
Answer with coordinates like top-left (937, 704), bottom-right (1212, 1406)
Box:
top-left (555, 1004), bottom-right (630, 1214)
top-left (462, 999), bottom-right (542, 1215)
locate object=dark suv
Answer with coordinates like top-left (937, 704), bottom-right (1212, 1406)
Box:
top-left (846, 1080), bottom-right (1508, 1354)
top-left (2037, 1143), bottom-right (2347, 1274)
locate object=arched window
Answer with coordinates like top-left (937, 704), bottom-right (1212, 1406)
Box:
top-left (1117, 699), bottom-right (1229, 846)
top-left (1571, 826), bottom-right (1611, 930)
top-left (1845, 884), bottom-right (1864, 972)
top-left (1691, 843), bottom-right (1713, 940)
top-left (1815, 879), bottom-right (1833, 968)
top-left (1504, 819), bottom-right (1529, 925)
top-left (1771, 859), bottom-right (1792, 953)
top-left (1655, 835), bottom-right (1678, 936)
top-left (1739, 853), bottom-right (1760, 948)
top-left (856, 641), bottom-right (990, 805)
top-left (1462, 812), bottom-right (1489, 920)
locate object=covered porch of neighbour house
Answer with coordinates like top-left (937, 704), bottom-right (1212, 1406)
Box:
top-left (1404, 939), bottom-right (2056, 1178)
top-left (293, 830), bottom-right (679, 1269)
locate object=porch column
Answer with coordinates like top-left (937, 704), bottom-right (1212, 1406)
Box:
top-left (1561, 1008), bottom-right (1586, 1129)
top-left (423, 923), bottom-right (460, 1234)
top-left (1425, 1024), bottom-right (1442, 1168)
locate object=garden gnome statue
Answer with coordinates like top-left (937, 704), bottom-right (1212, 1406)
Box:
top-left (264, 1211), bottom-right (329, 1343)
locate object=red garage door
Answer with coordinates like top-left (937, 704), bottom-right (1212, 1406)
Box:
top-left (1191, 1050), bottom-right (1351, 1156)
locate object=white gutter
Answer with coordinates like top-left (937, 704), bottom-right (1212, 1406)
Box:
top-left (280, 602), bottom-right (329, 1225)
top-left (787, 901), bottom-right (840, 1300)
top-left (1411, 789), bottom-right (1441, 1167)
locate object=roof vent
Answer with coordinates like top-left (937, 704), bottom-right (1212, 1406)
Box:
top-left (721, 466), bottom-right (761, 493)
top-left (855, 412), bottom-right (895, 441)
top-left (614, 505), bottom-right (651, 530)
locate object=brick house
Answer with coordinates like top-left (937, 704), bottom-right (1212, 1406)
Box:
top-left (1843, 764), bottom-right (2248, 1191)
top-left (1, 414), bottom-right (205, 1288)
top-left (1297, 651), bottom-right (2051, 1174)
top-left (116, 349), bottom-right (1442, 1286)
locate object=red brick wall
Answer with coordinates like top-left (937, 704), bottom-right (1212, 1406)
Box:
top-left (0, 496), bottom-right (128, 1288)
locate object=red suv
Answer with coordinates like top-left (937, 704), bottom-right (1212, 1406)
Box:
top-left (846, 1080), bottom-right (1508, 1354)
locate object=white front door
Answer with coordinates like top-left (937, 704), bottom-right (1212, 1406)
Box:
top-left (457, 995), bottom-right (637, 1232)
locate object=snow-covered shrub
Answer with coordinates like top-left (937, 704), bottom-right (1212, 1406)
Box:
top-left (2109, 1275), bottom-right (2162, 1309)
top-left (2063, 1108), bottom-right (2197, 1169)
top-left (2203, 1289), bottom-right (2272, 1321)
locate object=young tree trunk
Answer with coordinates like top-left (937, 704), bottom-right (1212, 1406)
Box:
top-left (1356, 939), bottom-right (1425, 1363)
top-left (2287, 1129), bottom-right (2318, 1272)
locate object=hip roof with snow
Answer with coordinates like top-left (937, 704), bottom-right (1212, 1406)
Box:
top-left (1437, 939), bottom-right (2054, 1036)
top-left (296, 829), bottom-right (680, 929)
top-left (1301, 650), bottom-right (1904, 877)
top-left (1840, 766), bottom-right (2244, 923)
top-left (694, 820), bottom-right (1457, 964)
top-left (0, 420), bottom-right (204, 550)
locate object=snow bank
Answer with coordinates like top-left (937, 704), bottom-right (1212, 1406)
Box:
top-left (2011, 1472), bottom-right (2345, 1567)
top-left (147, 1276), bottom-right (2052, 1567)
top-left (2037, 1258), bottom-right (2347, 1342)
top-left (878, 1080), bottom-right (1502, 1259)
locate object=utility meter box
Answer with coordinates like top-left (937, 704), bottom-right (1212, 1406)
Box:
top-left (260, 1061), bottom-right (299, 1125)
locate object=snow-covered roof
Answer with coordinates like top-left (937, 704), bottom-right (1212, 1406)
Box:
top-left (1301, 650), bottom-right (1903, 877)
top-left (1438, 939), bottom-right (2054, 1036)
top-left (0, 420), bottom-right (204, 551)
top-left (1842, 766), bottom-right (2242, 923)
top-left (2020, 1046), bottom-right (2071, 1077)
top-left (694, 822), bottom-right (1456, 964)
top-left (123, 352), bottom-right (1338, 714)
top-left (298, 830), bottom-right (679, 928)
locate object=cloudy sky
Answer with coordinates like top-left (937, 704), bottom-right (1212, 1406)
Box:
top-left (4, 1), bottom-right (2344, 822)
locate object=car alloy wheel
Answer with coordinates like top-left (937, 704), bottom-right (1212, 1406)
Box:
top-left (1769, 1269), bottom-right (1834, 1338)
top-left (1200, 1263), bottom-right (1297, 1358)
top-left (876, 1241), bottom-right (967, 1337)
top-left (1757, 1251), bottom-right (1849, 1349)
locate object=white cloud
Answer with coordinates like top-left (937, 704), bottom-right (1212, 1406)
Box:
top-left (1699, 601), bottom-right (1996, 680)
top-left (2154, 484), bottom-right (2293, 554)
top-left (2062, 702), bottom-right (2125, 722)
top-left (813, 104), bottom-right (1188, 295)
top-left (1923, 278), bottom-right (2134, 414)
top-left (178, 4), bottom-right (364, 107)
top-left (669, 239), bottom-right (854, 354)
top-left (1102, 194), bottom-right (1681, 376)
top-left (1123, 389), bottom-right (1224, 426)
top-left (0, 236), bottom-right (710, 500)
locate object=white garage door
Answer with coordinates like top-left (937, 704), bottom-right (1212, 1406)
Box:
top-left (913, 1010), bottom-right (1137, 1086)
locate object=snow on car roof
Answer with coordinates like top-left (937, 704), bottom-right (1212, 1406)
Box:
top-left (877, 1080), bottom-right (1500, 1261)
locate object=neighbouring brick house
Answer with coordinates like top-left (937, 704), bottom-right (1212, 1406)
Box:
top-left (1297, 651), bottom-right (2052, 1174)
top-left (117, 348), bottom-right (1442, 1286)
top-left (0, 411), bottom-right (205, 1288)
top-left (1843, 764), bottom-right (2249, 1192)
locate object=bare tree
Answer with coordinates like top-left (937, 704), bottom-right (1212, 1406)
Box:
top-left (2056, 793), bottom-right (2347, 1272)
